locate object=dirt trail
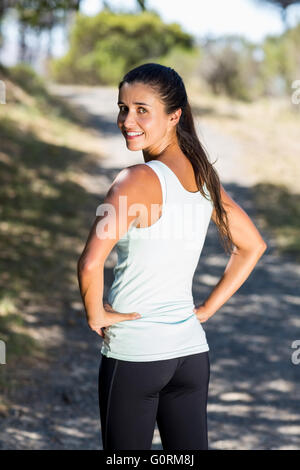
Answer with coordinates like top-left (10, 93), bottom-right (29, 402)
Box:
top-left (1, 85), bottom-right (299, 450)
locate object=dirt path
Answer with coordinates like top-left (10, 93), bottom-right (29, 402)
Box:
top-left (1, 85), bottom-right (299, 450)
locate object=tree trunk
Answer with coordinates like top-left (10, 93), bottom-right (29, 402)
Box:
top-left (19, 22), bottom-right (27, 62)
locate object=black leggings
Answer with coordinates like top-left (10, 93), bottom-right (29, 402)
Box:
top-left (98, 351), bottom-right (210, 450)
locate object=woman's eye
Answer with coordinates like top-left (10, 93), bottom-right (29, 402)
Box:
top-left (118, 106), bottom-right (146, 114)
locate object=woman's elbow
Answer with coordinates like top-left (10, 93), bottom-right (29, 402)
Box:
top-left (257, 239), bottom-right (268, 254)
top-left (77, 254), bottom-right (104, 274)
top-left (250, 239), bottom-right (268, 259)
top-left (235, 239), bottom-right (267, 258)
top-left (77, 254), bottom-right (94, 274)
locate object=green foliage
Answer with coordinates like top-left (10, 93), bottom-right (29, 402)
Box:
top-left (199, 36), bottom-right (264, 101)
top-left (261, 23), bottom-right (300, 94)
top-left (158, 45), bottom-right (202, 85)
top-left (254, 182), bottom-right (300, 260)
top-left (198, 21), bottom-right (300, 101)
top-left (50, 10), bottom-right (195, 85)
top-left (14, 0), bottom-right (80, 30)
top-left (5, 63), bottom-right (87, 122)
top-left (7, 63), bottom-right (46, 96)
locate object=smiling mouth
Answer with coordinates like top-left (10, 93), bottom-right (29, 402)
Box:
top-left (124, 132), bottom-right (144, 139)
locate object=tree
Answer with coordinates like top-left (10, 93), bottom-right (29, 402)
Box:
top-left (253, 0), bottom-right (300, 28)
top-left (0, 1), bottom-right (16, 48)
top-left (15, 1), bottom-right (82, 61)
top-left (51, 10), bottom-right (195, 85)
top-left (136, 0), bottom-right (147, 11)
top-left (102, 0), bottom-right (148, 12)
top-left (199, 35), bottom-right (264, 101)
top-left (0, 1), bottom-right (83, 62)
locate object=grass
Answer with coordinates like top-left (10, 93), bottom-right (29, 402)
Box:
top-left (0, 66), bottom-right (106, 410)
top-left (254, 183), bottom-right (300, 257)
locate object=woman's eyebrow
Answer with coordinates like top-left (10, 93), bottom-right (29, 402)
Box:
top-left (117, 101), bottom-right (152, 106)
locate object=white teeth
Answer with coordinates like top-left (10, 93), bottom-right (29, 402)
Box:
top-left (126, 131), bottom-right (144, 136)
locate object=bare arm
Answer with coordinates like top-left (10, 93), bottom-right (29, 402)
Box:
top-left (194, 184), bottom-right (267, 322)
top-left (77, 165), bottom-right (149, 335)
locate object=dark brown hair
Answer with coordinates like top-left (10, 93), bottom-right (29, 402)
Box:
top-left (118, 63), bottom-right (234, 254)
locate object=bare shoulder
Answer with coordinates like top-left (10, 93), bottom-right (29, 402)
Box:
top-left (77, 164), bottom-right (163, 269)
top-left (106, 163), bottom-right (161, 201)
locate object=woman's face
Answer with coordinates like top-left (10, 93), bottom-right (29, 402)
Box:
top-left (117, 81), bottom-right (180, 154)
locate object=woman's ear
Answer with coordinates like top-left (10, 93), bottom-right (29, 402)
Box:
top-left (170, 108), bottom-right (182, 127)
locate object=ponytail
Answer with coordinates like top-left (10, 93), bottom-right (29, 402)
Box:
top-left (177, 101), bottom-right (234, 255)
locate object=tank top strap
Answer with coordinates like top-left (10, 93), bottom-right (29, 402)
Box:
top-left (145, 159), bottom-right (200, 206)
top-left (144, 160), bottom-right (167, 205)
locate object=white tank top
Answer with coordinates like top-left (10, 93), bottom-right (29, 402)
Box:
top-left (101, 159), bottom-right (214, 361)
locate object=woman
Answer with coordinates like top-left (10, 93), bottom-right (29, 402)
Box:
top-left (77, 63), bottom-right (267, 451)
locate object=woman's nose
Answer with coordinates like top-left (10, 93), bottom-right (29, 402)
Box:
top-left (122, 111), bottom-right (136, 127)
